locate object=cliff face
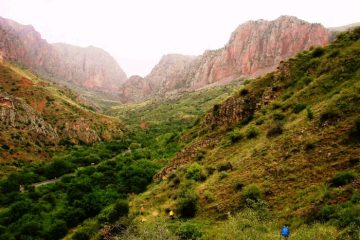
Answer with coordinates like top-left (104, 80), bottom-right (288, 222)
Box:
top-left (120, 16), bottom-right (332, 102)
top-left (53, 43), bottom-right (127, 92)
top-left (0, 17), bottom-right (126, 92)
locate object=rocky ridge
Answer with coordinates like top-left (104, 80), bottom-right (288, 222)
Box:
top-left (0, 17), bottom-right (126, 93)
top-left (120, 16), bottom-right (332, 102)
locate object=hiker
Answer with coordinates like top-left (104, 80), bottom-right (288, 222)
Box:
top-left (140, 204), bottom-right (145, 215)
top-left (280, 224), bottom-right (290, 239)
top-left (169, 210), bottom-right (175, 220)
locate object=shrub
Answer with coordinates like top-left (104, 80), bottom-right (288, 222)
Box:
top-left (46, 220), bottom-right (68, 239)
top-left (304, 142), bottom-right (316, 152)
top-left (176, 223), bottom-right (202, 240)
top-left (271, 102), bottom-right (282, 110)
top-left (177, 190), bottom-right (198, 218)
top-left (239, 115), bottom-right (254, 126)
top-left (229, 129), bottom-right (244, 143)
top-left (233, 181), bottom-right (245, 191)
top-left (298, 75), bottom-right (313, 88)
top-left (292, 103), bottom-right (307, 113)
top-left (239, 88), bottom-right (249, 96)
top-left (246, 127), bottom-right (259, 139)
top-left (331, 171), bottom-right (355, 187)
top-left (99, 200), bottom-right (129, 223)
top-left (195, 149), bottom-right (206, 161)
top-left (273, 112), bottom-right (285, 121)
top-left (185, 163), bottom-right (206, 182)
top-left (266, 124), bottom-right (283, 138)
top-left (242, 184), bottom-right (262, 201)
top-left (72, 231), bottom-right (90, 240)
top-left (217, 162), bottom-right (233, 172)
top-left (219, 171), bottom-right (228, 180)
top-left (306, 107), bottom-right (314, 120)
top-left (255, 118), bottom-right (264, 125)
top-left (312, 47), bottom-right (325, 58)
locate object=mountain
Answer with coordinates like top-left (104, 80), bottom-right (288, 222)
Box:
top-left (0, 16), bottom-right (127, 93)
top-left (0, 62), bottom-right (126, 164)
top-left (120, 16), bottom-right (332, 102)
top-left (120, 27), bottom-right (360, 239)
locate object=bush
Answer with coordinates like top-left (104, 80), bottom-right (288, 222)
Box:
top-left (46, 220), bottom-right (68, 239)
top-left (266, 124), bottom-right (283, 138)
top-left (217, 162), bottom-right (233, 172)
top-left (331, 171), bottom-right (355, 187)
top-left (229, 129), bottom-right (244, 143)
top-left (239, 88), bottom-right (249, 96)
top-left (177, 190), bottom-right (198, 218)
top-left (306, 107), bottom-right (314, 120)
top-left (176, 223), bottom-right (202, 240)
top-left (99, 200), bottom-right (129, 223)
top-left (292, 103), bottom-right (307, 113)
top-left (219, 171), bottom-right (228, 180)
top-left (242, 184), bottom-right (262, 201)
top-left (273, 112), bottom-right (285, 121)
top-left (246, 127), bottom-right (259, 139)
top-left (312, 47), bottom-right (325, 58)
top-left (304, 142), bottom-right (316, 152)
top-left (234, 181), bottom-right (245, 191)
top-left (72, 231), bottom-right (90, 240)
top-left (185, 163), bottom-right (206, 182)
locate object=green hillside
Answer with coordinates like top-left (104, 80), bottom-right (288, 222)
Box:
top-left (119, 27), bottom-right (360, 239)
top-left (0, 62), bottom-right (125, 175)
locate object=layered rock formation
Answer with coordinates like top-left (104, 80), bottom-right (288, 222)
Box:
top-left (0, 17), bottom-right (126, 92)
top-left (121, 16), bottom-right (332, 102)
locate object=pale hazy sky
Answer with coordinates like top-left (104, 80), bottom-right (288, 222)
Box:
top-left (0, 0), bottom-right (359, 77)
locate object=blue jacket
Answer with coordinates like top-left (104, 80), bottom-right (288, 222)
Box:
top-left (281, 226), bottom-right (290, 237)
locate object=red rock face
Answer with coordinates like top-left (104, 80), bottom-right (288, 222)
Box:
top-left (0, 17), bottom-right (127, 92)
top-left (191, 16), bottom-right (332, 87)
top-left (120, 16), bottom-right (332, 101)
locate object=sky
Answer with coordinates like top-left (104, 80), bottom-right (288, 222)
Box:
top-left (0, 0), bottom-right (359, 77)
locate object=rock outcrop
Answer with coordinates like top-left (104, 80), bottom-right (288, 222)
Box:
top-left (53, 43), bottom-right (127, 92)
top-left (121, 16), bottom-right (332, 102)
top-left (0, 17), bottom-right (126, 92)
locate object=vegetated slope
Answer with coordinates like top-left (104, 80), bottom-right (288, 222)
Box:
top-left (119, 16), bottom-right (332, 102)
top-left (126, 28), bottom-right (360, 239)
top-left (109, 82), bottom-right (240, 162)
top-left (0, 16), bottom-right (127, 93)
top-left (0, 62), bottom-right (125, 168)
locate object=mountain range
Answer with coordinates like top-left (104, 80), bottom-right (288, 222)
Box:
top-left (0, 15), bottom-right (349, 104)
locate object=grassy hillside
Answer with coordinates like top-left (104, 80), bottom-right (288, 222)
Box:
top-left (0, 62), bottom-right (125, 175)
top-left (120, 28), bottom-right (360, 239)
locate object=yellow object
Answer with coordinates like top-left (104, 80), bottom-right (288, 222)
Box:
top-left (169, 210), bottom-right (174, 216)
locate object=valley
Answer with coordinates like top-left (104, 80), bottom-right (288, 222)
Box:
top-left (0, 13), bottom-right (359, 240)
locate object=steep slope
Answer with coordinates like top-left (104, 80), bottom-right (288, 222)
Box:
top-left (120, 16), bottom-right (332, 102)
top-left (0, 62), bottom-right (125, 164)
top-left (53, 43), bottom-right (127, 92)
top-left (0, 17), bottom-right (127, 93)
top-left (125, 27), bottom-right (360, 239)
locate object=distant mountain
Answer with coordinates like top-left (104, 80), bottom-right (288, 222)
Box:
top-left (120, 16), bottom-right (333, 102)
top-left (0, 62), bottom-right (126, 163)
top-left (0, 17), bottom-right (127, 93)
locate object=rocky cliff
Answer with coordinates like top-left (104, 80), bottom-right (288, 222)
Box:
top-left (120, 16), bottom-right (332, 102)
top-left (0, 17), bottom-right (127, 92)
top-left (53, 43), bottom-right (127, 92)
